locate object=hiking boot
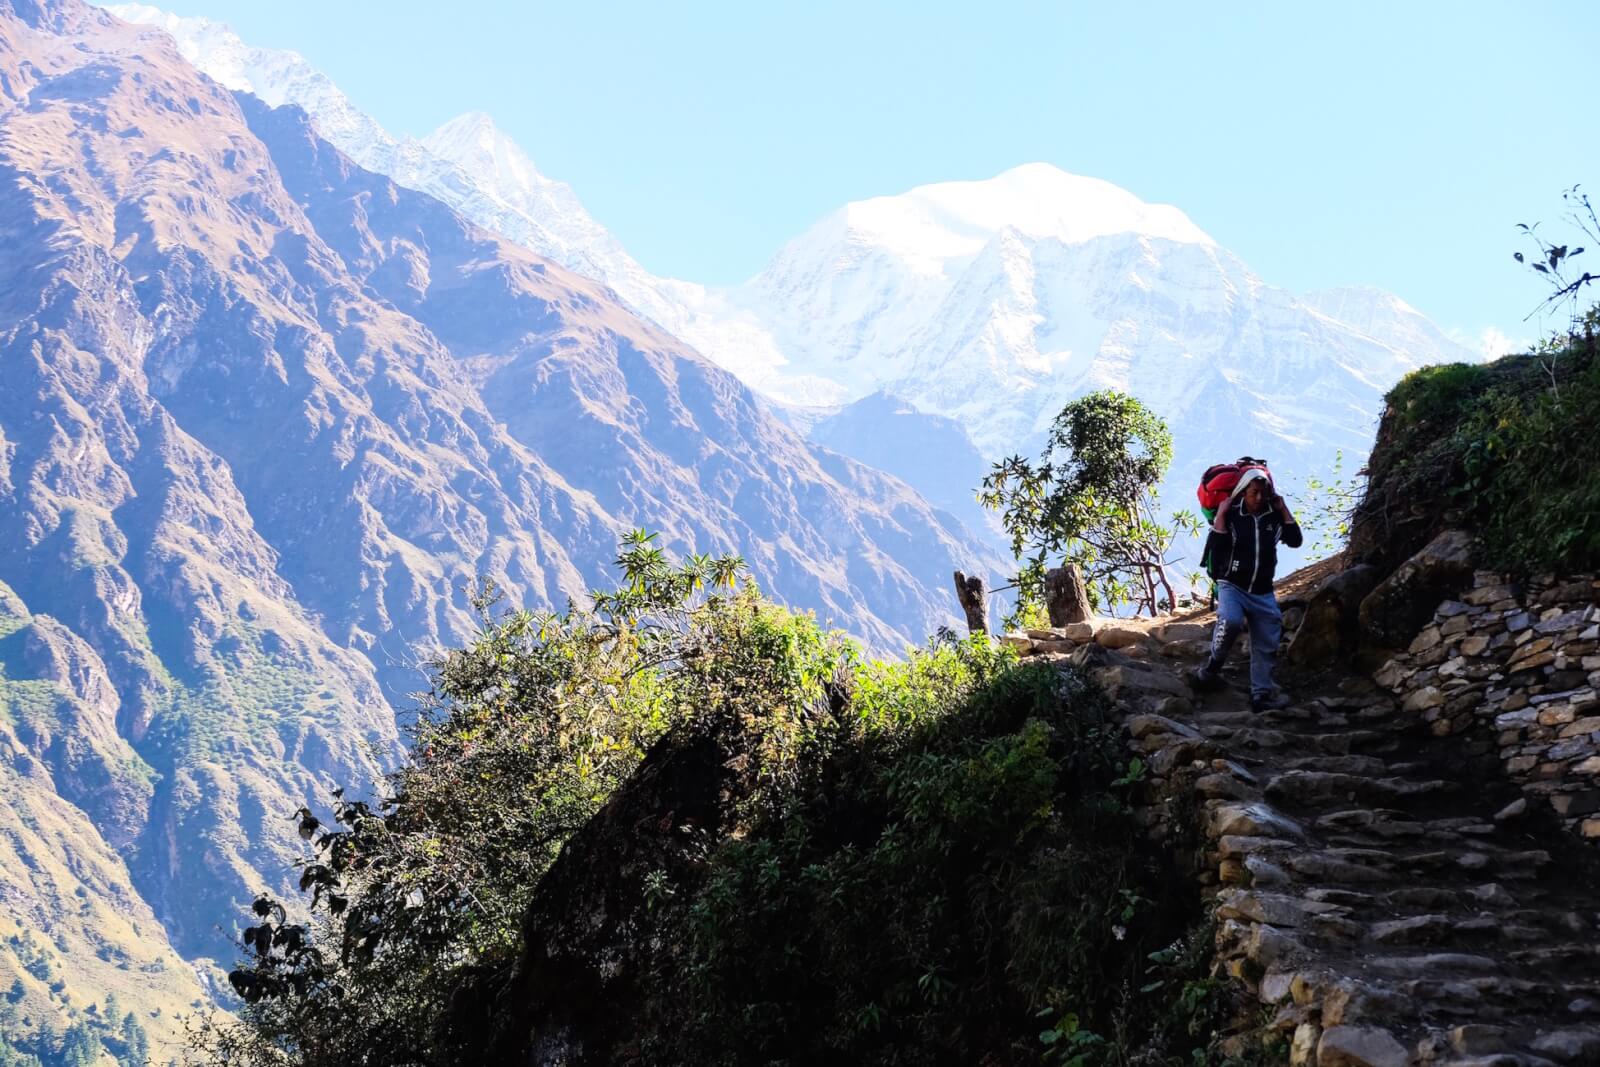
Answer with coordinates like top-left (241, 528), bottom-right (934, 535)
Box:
top-left (1251, 689), bottom-right (1293, 713)
top-left (1187, 664), bottom-right (1224, 691)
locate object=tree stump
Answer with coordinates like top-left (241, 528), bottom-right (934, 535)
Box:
top-left (952, 570), bottom-right (987, 635)
top-left (1044, 564), bottom-right (1091, 626)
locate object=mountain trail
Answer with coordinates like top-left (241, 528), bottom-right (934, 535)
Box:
top-left (1052, 606), bottom-right (1600, 1066)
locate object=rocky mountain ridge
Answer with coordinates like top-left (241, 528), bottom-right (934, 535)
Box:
top-left (0, 0), bottom-right (1002, 1056)
top-left (110, 2), bottom-right (1483, 530)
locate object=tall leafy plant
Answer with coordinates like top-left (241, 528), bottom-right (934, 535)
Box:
top-left (980, 390), bottom-right (1200, 616)
top-left (189, 532), bottom-right (748, 1067)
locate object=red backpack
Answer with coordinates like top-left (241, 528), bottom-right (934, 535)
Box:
top-left (1197, 456), bottom-right (1272, 515)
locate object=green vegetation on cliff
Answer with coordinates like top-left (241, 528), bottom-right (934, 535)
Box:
top-left (192, 534), bottom-right (1244, 1066)
top-left (1357, 336), bottom-right (1600, 575)
top-left (657, 647), bottom-right (1219, 1065)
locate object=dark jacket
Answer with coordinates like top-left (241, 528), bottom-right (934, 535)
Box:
top-left (1206, 505), bottom-right (1302, 595)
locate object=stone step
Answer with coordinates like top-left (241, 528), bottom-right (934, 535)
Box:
top-left (1506, 943), bottom-right (1600, 971)
top-left (1145, 652), bottom-right (1600, 1059)
top-left (1231, 850), bottom-right (1554, 901)
top-left (1275, 753), bottom-right (1428, 776)
top-left (1199, 725), bottom-right (1409, 757)
top-left (1367, 913), bottom-right (1529, 947)
top-left (1264, 769), bottom-right (1460, 808)
top-left (1291, 888), bottom-right (1590, 935)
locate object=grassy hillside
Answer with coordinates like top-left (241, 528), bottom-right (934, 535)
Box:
top-left (0, 582), bottom-right (214, 1066)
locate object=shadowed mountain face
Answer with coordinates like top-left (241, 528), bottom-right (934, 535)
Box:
top-left (810, 392), bottom-right (1000, 544)
top-left (0, 0), bottom-right (1002, 1035)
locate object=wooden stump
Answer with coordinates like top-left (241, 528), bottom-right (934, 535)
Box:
top-left (1044, 564), bottom-right (1091, 626)
top-left (952, 570), bottom-right (987, 635)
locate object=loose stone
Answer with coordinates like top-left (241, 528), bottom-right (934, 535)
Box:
top-left (1316, 1024), bottom-right (1408, 1067)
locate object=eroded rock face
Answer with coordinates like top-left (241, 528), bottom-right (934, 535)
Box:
top-left (1358, 530), bottom-right (1476, 648)
top-left (1285, 564), bottom-right (1383, 667)
top-left (0, 614), bottom-right (153, 845)
top-left (466, 718), bottom-right (776, 1063)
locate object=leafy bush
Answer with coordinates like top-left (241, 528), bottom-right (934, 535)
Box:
top-left (190, 533), bottom-right (748, 1065)
top-left (1356, 192), bottom-right (1600, 573)
top-left (1356, 340), bottom-right (1600, 573)
top-left (666, 657), bottom-right (1173, 1065)
top-left (191, 535), bottom-right (1235, 1066)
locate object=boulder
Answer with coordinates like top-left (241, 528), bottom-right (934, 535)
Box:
top-left (1208, 802), bottom-right (1305, 840)
top-left (1289, 1022), bottom-right (1319, 1066)
top-left (1531, 1029), bottom-right (1600, 1062)
top-left (1127, 713), bottom-right (1200, 740)
top-left (1089, 664), bottom-right (1193, 702)
top-left (1316, 1024), bottom-right (1408, 1067)
top-left (1358, 530), bottom-right (1476, 649)
top-left (1094, 625), bottom-right (1150, 650)
top-left (1044, 564), bottom-right (1092, 625)
top-left (1062, 621), bottom-right (1096, 642)
top-left (1284, 563), bottom-right (1383, 666)
top-left (1152, 621), bottom-right (1212, 644)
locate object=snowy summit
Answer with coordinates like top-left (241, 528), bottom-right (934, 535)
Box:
top-left (836, 163), bottom-right (1215, 276)
top-left (111, 2), bottom-right (1480, 517)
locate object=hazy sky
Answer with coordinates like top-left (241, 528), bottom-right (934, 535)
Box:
top-left (127, 1), bottom-right (1598, 350)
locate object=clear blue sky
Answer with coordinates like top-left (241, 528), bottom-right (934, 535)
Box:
top-left (141, 1), bottom-right (1597, 349)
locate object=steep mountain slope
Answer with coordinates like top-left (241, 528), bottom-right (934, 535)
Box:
top-left (810, 392), bottom-right (993, 538)
top-left (104, 4), bottom-right (703, 329)
top-left (113, 3), bottom-right (1480, 548)
top-left (232, 92), bottom-right (990, 651)
top-left (0, 0), bottom-right (1000, 1051)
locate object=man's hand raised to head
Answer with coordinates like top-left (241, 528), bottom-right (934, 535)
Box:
top-left (1213, 493), bottom-right (1232, 532)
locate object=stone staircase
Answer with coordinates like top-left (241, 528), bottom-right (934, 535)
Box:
top-left (1038, 623), bottom-right (1600, 1066)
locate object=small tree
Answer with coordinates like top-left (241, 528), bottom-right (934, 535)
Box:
top-left (1515, 185), bottom-right (1600, 325)
top-left (980, 390), bottom-right (1199, 617)
top-left (1514, 186), bottom-right (1600, 395)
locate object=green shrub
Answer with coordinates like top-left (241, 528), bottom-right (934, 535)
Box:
top-left (1387, 361), bottom-right (1492, 436)
top-left (192, 537), bottom-right (1233, 1067)
top-left (1361, 341), bottom-right (1600, 573)
top-left (1456, 346), bottom-right (1600, 569)
top-left (662, 656), bottom-right (1210, 1066)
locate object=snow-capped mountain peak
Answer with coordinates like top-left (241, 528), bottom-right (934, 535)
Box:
top-left (838, 163), bottom-right (1215, 273)
top-left (427, 109), bottom-right (500, 145)
top-left (109, 2), bottom-right (394, 156)
top-left (107, 3), bottom-right (662, 308)
top-left (105, 1), bottom-right (1483, 531)
top-left (422, 110), bottom-right (574, 204)
top-left (109, 3), bottom-right (250, 88)
top-left (424, 111), bottom-right (509, 169)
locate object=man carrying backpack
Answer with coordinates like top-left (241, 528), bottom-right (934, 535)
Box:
top-left (1188, 468), bottom-right (1302, 711)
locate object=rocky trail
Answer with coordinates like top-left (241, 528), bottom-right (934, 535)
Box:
top-left (1012, 603), bottom-right (1600, 1067)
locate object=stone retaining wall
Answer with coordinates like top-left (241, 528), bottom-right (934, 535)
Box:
top-left (1374, 570), bottom-right (1600, 839)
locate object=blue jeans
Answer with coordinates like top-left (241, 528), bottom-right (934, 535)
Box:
top-left (1209, 581), bottom-right (1283, 700)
